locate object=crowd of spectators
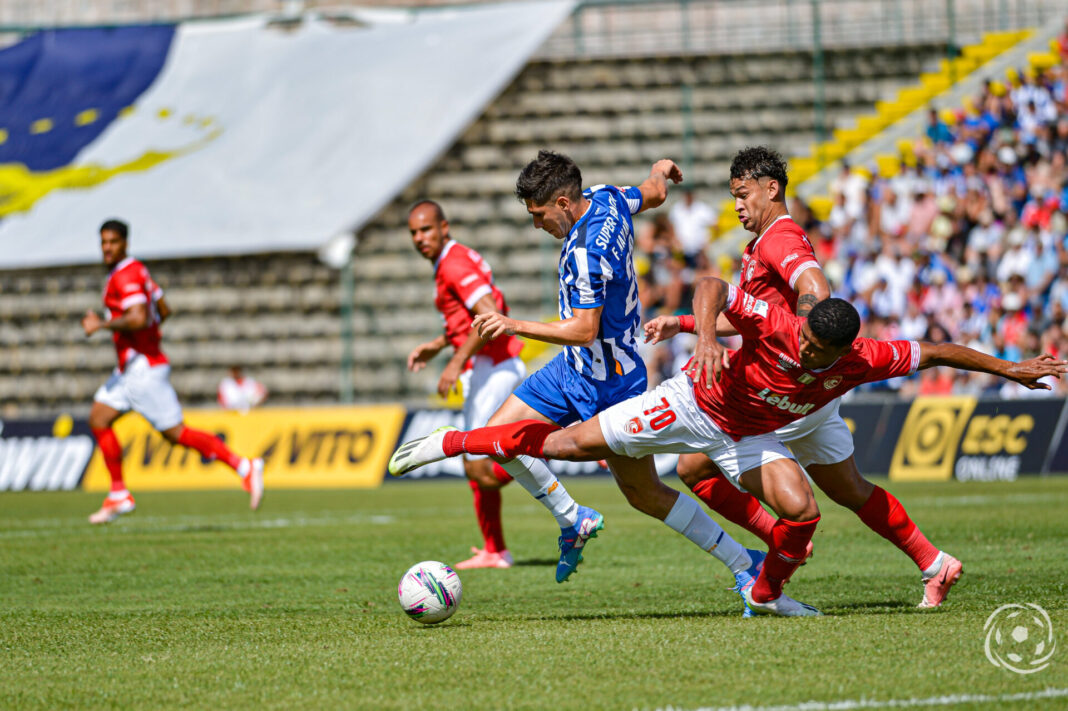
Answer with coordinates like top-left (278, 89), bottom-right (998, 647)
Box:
top-left (637, 26), bottom-right (1068, 399)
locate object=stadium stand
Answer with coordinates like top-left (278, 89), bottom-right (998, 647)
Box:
top-left (2, 2), bottom-right (1065, 419)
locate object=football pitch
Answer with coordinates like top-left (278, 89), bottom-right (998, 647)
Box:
top-left (2, 477), bottom-right (1067, 710)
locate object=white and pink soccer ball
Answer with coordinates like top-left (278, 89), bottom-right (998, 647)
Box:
top-left (397, 561), bottom-right (462, 624)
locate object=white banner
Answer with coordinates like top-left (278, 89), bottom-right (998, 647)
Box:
top-left (0, 1), bottom-right (574, 268)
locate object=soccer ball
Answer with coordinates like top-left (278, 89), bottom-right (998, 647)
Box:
top-left (397, 561), bottom-right (462, 624)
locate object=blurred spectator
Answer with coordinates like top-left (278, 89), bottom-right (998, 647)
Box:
top-left (668, 188), bottom-right (715, 265)
top-left (218, 366), bottom-right (267, 412)
top-left (800, 43), bottom-right (1068, 399)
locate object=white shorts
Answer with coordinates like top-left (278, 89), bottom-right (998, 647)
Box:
top-left (460, 355), bottom-right (526, 461)
top-left (776, 397), bottom-right (854, 467)
top-left (93, 354), bottom-right (184, 431)
top-left (599, 372), bottom-right (795, 486)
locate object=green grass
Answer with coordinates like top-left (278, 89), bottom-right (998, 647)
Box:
top-left (2, 477), bottom-right (1067, 710)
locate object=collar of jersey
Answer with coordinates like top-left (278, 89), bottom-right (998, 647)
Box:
top-left (750, 214), bottom-right (795, 250)
top-left (434, 239), bottom-right (457, 271)
top-left (109, 256), bottom-right (135, 275)
top-left (566, 198), bottom-right (596, 243)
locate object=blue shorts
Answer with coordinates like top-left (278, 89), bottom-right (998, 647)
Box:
top-left (513, 351), bottom-right (647, 427)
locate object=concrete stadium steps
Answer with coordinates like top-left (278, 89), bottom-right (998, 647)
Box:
top-left (4, 42), bottom-right (954, 414)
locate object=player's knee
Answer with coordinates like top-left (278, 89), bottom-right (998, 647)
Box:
top-left (781, 494), bottom-right (820, 522)
top-left (543, 432), bottom-right (586, 462)
top-left (676, 454), bottom-right (712, 489)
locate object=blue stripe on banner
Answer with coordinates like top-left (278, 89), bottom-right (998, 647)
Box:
top-left (0, 25), bottom-right (175, 171)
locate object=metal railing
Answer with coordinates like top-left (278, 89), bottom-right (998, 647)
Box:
top-left (536, 0), bottom-right (1063, 58)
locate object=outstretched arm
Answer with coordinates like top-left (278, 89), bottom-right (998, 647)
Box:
top-left (635, 159), bottom-right (683, 213)
top-left (474, 306), bottom-right (601, 348)
top-left (918, 343), bottom-right (1068, 390)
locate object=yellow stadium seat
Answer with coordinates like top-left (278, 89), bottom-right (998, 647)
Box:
top-left (808, 196), bottom-right (834, 221)
top-left (875, 154), bottom-right (900, 178)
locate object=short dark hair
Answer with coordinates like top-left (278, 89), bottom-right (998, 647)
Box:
top-left (408, 199), bottom-right (446, 222)
top-left (729, 146), bottom-right (789, 189)
top-left (515, 150), bottom-right (582, 205)
top-left (807, 298), bottom-right (860, 348)
top-left (100, 219), bottom-right (128, 240)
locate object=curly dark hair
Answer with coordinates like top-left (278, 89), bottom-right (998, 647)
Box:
top-left (808, 298), bottom-right (860, 348)
top-left (729, 146), bottom-right (789, 188)
top-left (515, 150), bottom-right (582, 205)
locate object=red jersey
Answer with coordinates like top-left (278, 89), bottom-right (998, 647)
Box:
top-left (103, 257), bottom-right (166, 371)
top-left (694, 285), bottom-right (920, 440)
top-left (739, 215), bottom-right (822, 312)
top-left (434, 241), bottom-right (523, 367)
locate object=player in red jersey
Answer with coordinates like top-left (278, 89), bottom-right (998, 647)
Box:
top-left (406, 200), bottom-right (525, 569)
top-left (387, 277), bottom-right (1065, 615)
top-left (651, 145), bottom-right (963, 608)
top-left (81, 219), bottom-right (264, 524)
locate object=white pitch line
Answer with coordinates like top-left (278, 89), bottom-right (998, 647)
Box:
top-left (657, 687), bottom-right (1068, 711)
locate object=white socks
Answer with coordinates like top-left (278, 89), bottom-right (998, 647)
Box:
top-left (921, 551), bottom-right (946, 579)
top-left (499, 455), bottom-right (579, 528)
top-left (107, 489), bottom-right (130, 501)
top-left (663, 493), bottom-right (751, 575)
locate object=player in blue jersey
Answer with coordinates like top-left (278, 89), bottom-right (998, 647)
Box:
top-left (394, 152), bottom-right (766, 604)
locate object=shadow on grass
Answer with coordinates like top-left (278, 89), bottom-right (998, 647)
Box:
top-left (512, 558), bottom-right (557, 567)
top-left (822, 599), bottom-right (921, 615)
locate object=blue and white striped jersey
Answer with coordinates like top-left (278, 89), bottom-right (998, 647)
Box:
top-left (558, 184), bottom-right (644, 382)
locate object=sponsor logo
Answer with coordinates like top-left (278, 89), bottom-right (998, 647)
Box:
top-left (797, 373), bottom-right (816, 384)
top-left (823, 375), bottom-right (843, 390)
top-left (83, 406), bottom-right (405, 490)
top-left (891, 399), bottom-right (1041, 482)
top-left (625, 417), bottom-right (643, 435)
top-left (745, 261), bottom-right (755, 282)
top-left (889, 397), bottom-right (976, 481)
top-left (890, 343), bottom-right (900, 361)
top-left (740, 293), bottom-right (768, 318)
top-left (547, 481), bottom-right (558, 494)
top-left (755, 388), bottom-right (816, 416)
top-left (776, 352), bottom-right (801, 371)
top-left (984, 603), bottom-right (1056, 674)
top-left (493, 441), bottom-right (505, 458)
top-left (780, 253), bottom-right (799, 268)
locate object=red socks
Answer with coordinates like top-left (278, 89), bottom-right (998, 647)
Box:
top-left (491, 462), bottom-right (514, 484)
top-left (92, 428), bottom-right (126, 492)
top-left (443, 421), bottom-right (559, 459)
top-left (752, 517), bottom-right (820, 603)
top-left (691, 472), bottom-right (777, 547)
top-left (176, 427), bottom-right (243, 471)
top-left (468, 480), bottom-right (507, 553)
top-left (856, 486), bottom-right (940, 571)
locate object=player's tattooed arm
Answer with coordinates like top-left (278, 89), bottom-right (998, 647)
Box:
top-left (917, 343), bottom-right (1068, 389)
top-left (796, 293), bottom-right (820, 317)
top-left (792, 268), bottom-right (830, 318)
top-left (635, 159), bottom-right (683, 213)
top-left (81, 304), bottom-right (148, 336)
